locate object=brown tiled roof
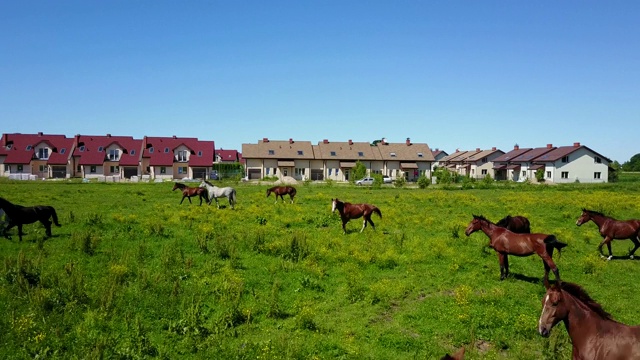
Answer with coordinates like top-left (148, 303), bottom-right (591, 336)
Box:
top-left (439, 150), bottom-right (471, 162)
top-left (375, 140), bottom-right (435, 161)
top-left (510, 146), bottom-right (556, 163)
top-left (315, 140), bottom-right (381, 161)
top-left (533, 144), bottom-right (611, 163)
top-left (441, 149), bottom-right (481, 163)
top-left (465, 148), bottom-right (504, 163)
top-left (242, 139), bottom-right (315, 159)
top-left (493, 147), bottom-right (533, 163)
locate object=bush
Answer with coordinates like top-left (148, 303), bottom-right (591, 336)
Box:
top-left (535, 169), bottom-right (545, 183)
top-left (394, 176), bottom-right (406, 188)
top-left (417, 175), bottom-right (430, 189)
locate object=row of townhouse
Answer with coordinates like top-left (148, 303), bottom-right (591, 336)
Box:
top-left (0, 132), bottom-right (241, 180)
top-left (242, 137), bottom-right (436, 182)
top-left (438, 142), bottom-right (611, 183)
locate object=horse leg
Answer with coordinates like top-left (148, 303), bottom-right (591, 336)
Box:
top-left (18, 224), bottom-right (24, 242)
top-left (367, 216), bottom-right (376, 231)
top-left (503, 254), bottom-right (509, 279)
top-left (629, 235), bottom-right (640, 259)
top-left (43, 220), bottom-right (52, 237)
top-left (342, 219), bottom-right (348, 234)
top-left (180, 196), bottom-right (185, 205)
top-left (187, 196), bottom-right (193, 204)
top-left (290, 194), bottom-right (294, 204)
top-left (360, 218), bottom-right (367, 233)
top-left (2, 221), bottom-right (13, 239)
top-left (540, 253), bottom-right (560, 283)
top-left (497, 253), bottom-right (506, 280)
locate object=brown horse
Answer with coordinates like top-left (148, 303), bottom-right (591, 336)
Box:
top-left (576, 209), bottom-right (640, 260)
top-left (496, 215), bottom-right (531, 233)
top-left (266, 186), bottom-right (297, 204)
top-left (465, 215), bottom-right (566, 282)
top-left (331, 198), bottom-right (381, 234)
top-left (440, 347), bottom-right (464, 360)
top-left (538, 281), bottom-right (640, 359)
top-left (172, 182), bottom-right (208, 205)
top-left (0, 197), bottom-right (61, 242)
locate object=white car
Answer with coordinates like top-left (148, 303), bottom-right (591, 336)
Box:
top-left (382, 175), bottom-right (392, 184)
top-left (355, 177), bottom-right (374, 186)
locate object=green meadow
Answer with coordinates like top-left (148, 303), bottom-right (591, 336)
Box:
top-left (1, 175), bottom-right (640, 359)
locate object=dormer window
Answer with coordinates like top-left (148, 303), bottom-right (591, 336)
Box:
top-left (330, 151), bottom-right (336, 156)
top-left (268, 150), bottom-right (275, 155)
top-left (482, 157), bottom-right (488, 163)
top-left (358, 152), bottom-right (364, 157)
top-left (562, 156), bottom-right (569, 163)
top-left (418, 152), bottom-right (423, 158)
top-left (37, 148), bottom-right (49, 159)
top-left (177, 150), bottom-right (188, 162)
top-left (108, 149), bottom-right (120, 161)
top-left (297, 151), bottom-right (304, 156)
top-left (390, 152), bottom-right (396, 157)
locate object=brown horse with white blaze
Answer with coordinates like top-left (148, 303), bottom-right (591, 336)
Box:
top-left (465, 215), bottom-right (566, 282)
top-left (576, 208), bottom-right (640, 260)
top-left (266, 186), bottom-right (297, 204)
top-left (331, 198), bottom-right (381, 234)
top-left (172, 182), bottom-right (208, 205)
top-left (539, 281), bottom-right (640, 359)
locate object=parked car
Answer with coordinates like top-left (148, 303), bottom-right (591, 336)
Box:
top-left (382, 175), bottom-right (392, 184)
top-left (355, 177), bottom-right (374, 186)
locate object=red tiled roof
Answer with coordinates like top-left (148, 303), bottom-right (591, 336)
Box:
top-left (216, 149), bottom-right (239, 162)
top-left (533, 144), bottom-right (611, 163)
top-left (510, 146), bottom-right (556, 163)
top-left (143, 136), bottom-right (214, 167)
top-left (1, 133), bottom-right (74, 165)
top-left (493, 148), bottom-right (533, 163)
top-left (74, 134), bottom-right (143, 166)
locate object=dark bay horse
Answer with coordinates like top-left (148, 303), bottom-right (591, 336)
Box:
top-left (266, 186), bottom-right (297, 204)
top-left (441, 347), bottom-right (464, 360)
top-left (172, 182), bottom-right (208, 205)
top-left (465, 215), bottom-right (566, 282)
top-left (496, 215), bottom-right (531, 233)
top-left (538, 281), bottom-right (640, 359)
top-left (331, 198), bottom-right (381, 234)
top-left (576, 209), bottom-right (640, 260)
top-left (0, 197), bottom-right (61, 242)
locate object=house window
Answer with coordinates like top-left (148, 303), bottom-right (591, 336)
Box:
top-left (197, 151), bottom-right (202, 156)
top-left (328, 168), bottom-right (332, 175)
top-left (39, 165), bottom-right (46, 172)
top-left (77, 165), bottom-right (81, 172)
top-left (594, 157), bottom-right (601, 164)
top-left (26, 145), bottom-right (32, 150)
top-left (594, 172), bottom-right (601, 179)
top-left (266, 168), bottom-right (270, 175)
top-left (178, 167), bottom-right (187, 174)
top-left (98, 146), bottom-right (103, 152)
top-left (149, 147), bottom-right (154, 153)
top-left (60, 148), bottom-right (66, 154)
top-left (177, 150), bottom-right (188, 162)
top-left (522, 171), bottom-right (526, 177)
top-left (295, 168), bottom-right (306, 176)
top-left (330, 151), bottom-right (336, 156)
top-left (164, 147), bottom-right (169, 153)
top-left (418, 152), bottom-right (423, 158)
top-left (110, 166), bottom-right (119, 173)
top-left (160, 167), bottom-right (166, 174)
top-left (390, 152), bottom-right (396, 157)
top-left (482, 157), bottom-right (487, 163)
top-left (90, 166), bottom-right (96, 173)
top-left (79, 146), bottom-right (85, 152)
top-left (268, 150), bottom-right (275, 155)
top-left (335, 168), bottom-right (339, 175)
top-left (561, 156), bottom-right (569, 163)
top-left (297, 151), bottom-right (303, 156)
top-left (130, 149), bottom-right (136, 155)
top-left (481, 169), bottom-right (487, 175)
top-left (38, 148), bottom-right (49, 159)
top-left (561, 171), bottom-right (569, 179)
top-left (546, 171), bottom-right (551, 179)
top-left (108, 149), bottom-right (119, 161)
top-left (17, 165), bottom-right (23, 172)
top-left (358, 152), bottom-right (364, 157)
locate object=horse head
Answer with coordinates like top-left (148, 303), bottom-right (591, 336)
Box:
top-left (576, 209), bottom-right (594, 226)
top-left (331, 198), bottom-right (343, 213)
top-left (538, 283), bottom-right (566, 337)
top-left (465, 215), bottom-right (487, 236)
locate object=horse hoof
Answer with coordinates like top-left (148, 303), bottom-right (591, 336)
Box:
top-left (607, 256), bottom-right (613, 261)
top-left (631, 255), bottom-right (635, 260)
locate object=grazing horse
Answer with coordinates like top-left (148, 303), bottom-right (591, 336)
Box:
top-left (266, 186), bottom-right (297, 204)
top-left (0, 197), bottom-right (61, 242)
top-left (576, 208), bottom-right (640, 260)
top-left (465, 215), bottom-right (566, 282)
top-left (440, 347), bottom-right (464, 360)
top-left (496, 215), bottom-right (531, 233)
top-left (331, 198), bottom-right (381, 234)
top-left (538, 281), bottom-right (640, 359)
top-left (199, 180), bottom-right (237, 209)
top-left (172, 182), bottom-right (208, 205)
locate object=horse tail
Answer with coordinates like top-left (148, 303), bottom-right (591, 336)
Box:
top-left (50, 207), bottom-right (61, 227)
top-left (231, 189), bottom-right (237, 205)
top-left (544, 235), bottom-right (567, 255)
top-left (290, 187), bottom-right (297, 196)
top-left (373, 207), bottom-right (382, 219)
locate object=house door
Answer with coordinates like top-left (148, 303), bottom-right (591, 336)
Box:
top-left (344, 169), bottom-right (349, 181)
top-left (283, 168), bottom-right (288, 177)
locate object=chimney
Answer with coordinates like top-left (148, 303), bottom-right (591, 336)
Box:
top-left (263, 137), bottom-right (269, 143)
top-left (573, 142), bottom-right (581, 147)
top-left (38, 132), bottom-right (43, 136)
top-left (289, 138), bottom-right (293, 144)
top-left (476, 147), bottom-right (481, 152)
top-left (107, 134), bottom-right (111, 137)
top-left (492, 147), bottom-right (496, 151)
top-left (348, 139), bottom-right (353, 145)
top-left (406, 138), bottom-right (411, 145)
top-left (514, 145), bottom-right (519, 150)
top-left (547, 144), bottom-right (553, 149)
top-left (172, 135), bottom-right (177, 139)
top-left (382, 137), bottom-right (387, 145)
top-left (323, 139), bottom-right (329, 144)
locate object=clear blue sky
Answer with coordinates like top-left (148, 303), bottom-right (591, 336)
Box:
top-left (1, 1), bottom-right (638, 162)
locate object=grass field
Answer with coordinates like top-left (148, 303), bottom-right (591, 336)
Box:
top-left (1, 174), bottom-right (640, 359)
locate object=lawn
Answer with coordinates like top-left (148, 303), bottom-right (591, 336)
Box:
top-left (1, 175), bottom-right (639, 359)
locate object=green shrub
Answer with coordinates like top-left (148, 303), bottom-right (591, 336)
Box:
top-left (417, 175), bottom-right (430, 189)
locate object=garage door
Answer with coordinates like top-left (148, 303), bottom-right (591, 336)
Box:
top-left (192, 168), bottom-right (207, 180)
top-left (123, 167), bottom-right (138, 179)
top-left (51, 166), bottom-right (66, 179)
top-left (248, 169), bottom-right (261, 180)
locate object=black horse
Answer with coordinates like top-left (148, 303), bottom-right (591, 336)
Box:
top-left (0, 197), bottom-right (61, 241)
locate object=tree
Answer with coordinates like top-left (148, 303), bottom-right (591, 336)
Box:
top-left (351, 161), bottom-right (367, 183)
top-left (622, 154), bottom-right (640, 171)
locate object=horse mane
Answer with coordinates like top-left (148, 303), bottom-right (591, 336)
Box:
top-left (558, 282), bottom-right (612, 320)
top-left (472, 214), bottom-right (492, 223)
top-left (583, 208), bottom-right (605, 217)
top-left (203, 180), bottom-right (214, 186)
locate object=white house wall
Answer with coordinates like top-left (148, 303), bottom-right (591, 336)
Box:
top-left (549, 148), bottom-right (609, 183)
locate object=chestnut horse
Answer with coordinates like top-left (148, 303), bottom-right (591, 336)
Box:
top-left (0, 197), bottom-right (61, 242)
top-left (576, 209), bottom-right (640, 260)
top-left (465, 215), bottom-right (566, 282)
top-left (539, 281), bottom-right (640, 359)
top-left (496, 215), bottom-right (531, 233)
top-left (172, 182), bottom-right (208, 205)
top-left (440, 347), bottom-right (464, 360)
top-left (266, 186), bottom-right (297, 204)
top-left (331, 198), bottom-right (381, 234)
